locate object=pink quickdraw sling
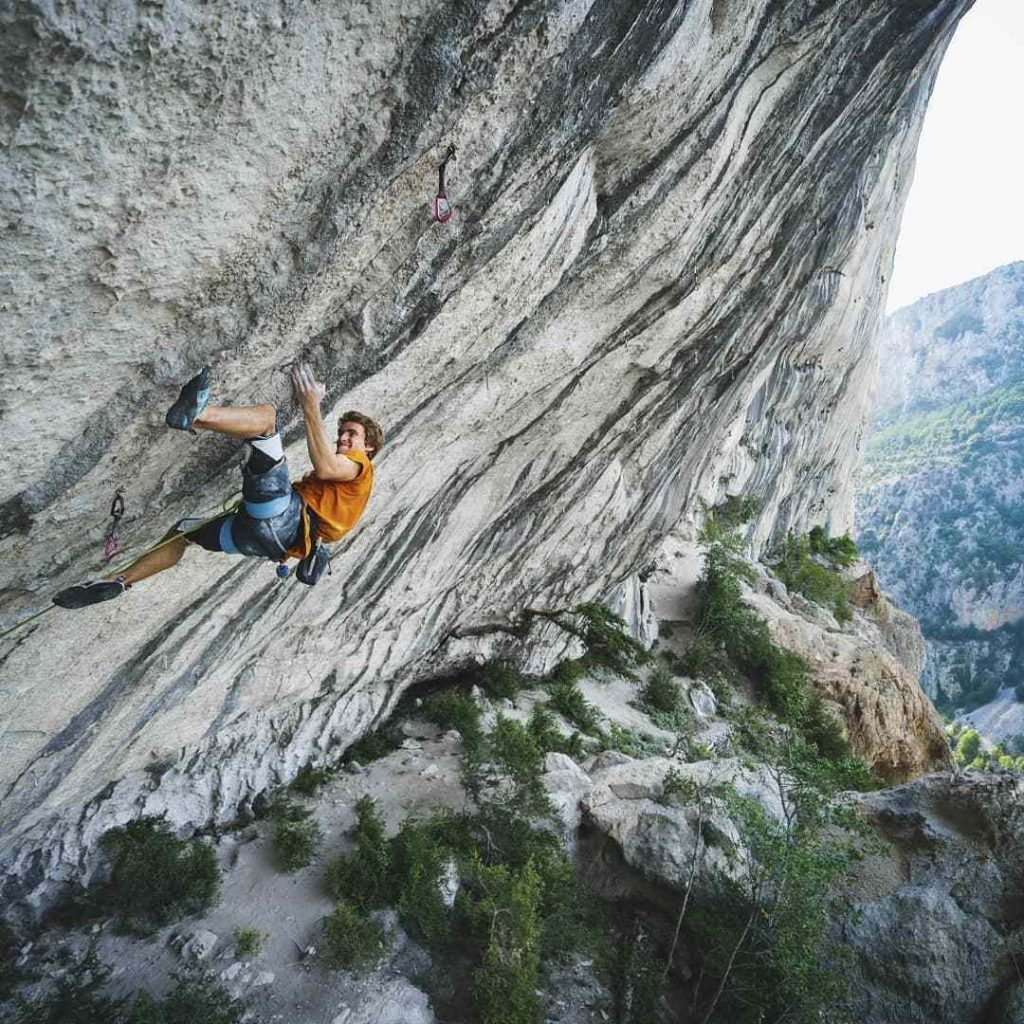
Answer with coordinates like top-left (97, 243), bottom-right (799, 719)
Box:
top-left (104, 489), bottom-right (125, 561)
top-left (433, 144), bottom-right (456, 225)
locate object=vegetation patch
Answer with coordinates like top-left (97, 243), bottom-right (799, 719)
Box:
top-left (262, 793), bottom-right (322, 872)
top-left (321, 682), bottom-right (605, 1023)
top-left (635, 660), bottom-right (692, 735)
top-left (290, 762), bottom-right (333, 796)
top-left (683, 737), bottom-right (878, 1024)
top-left (322, 900), bottom-right (393, 970)
top-left (0, 944), bottom-right (244, 1024)
top-left (90, 817), bottom-right (220, 933)
top-left (342, 723), bottom-right (403, 766)
top-left (772, 531), bottom-right (854, 622)
top-left (947, 723), bottom-right (1024, 771)
top-left (547, 681), bottom-right (602, 736)
top-left (327, 795), bottom-right (391, 912)
top-left (526, 705), bottom-right (587, 760)
top-left (233, 927), bottom-right (266, 959)
top-left (682, 520), bottom-right (861, 766)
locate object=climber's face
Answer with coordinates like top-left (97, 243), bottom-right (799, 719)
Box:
top-left (337, 421), bottom-right (373, 456)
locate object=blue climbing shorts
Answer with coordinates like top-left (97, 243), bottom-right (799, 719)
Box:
top-left (177, 460), bottom-right (303, 560)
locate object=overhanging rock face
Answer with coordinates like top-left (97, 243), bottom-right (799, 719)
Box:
top-left (0, 0), bottom-right (969, 904)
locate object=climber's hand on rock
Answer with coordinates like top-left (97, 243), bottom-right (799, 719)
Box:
top-left (292, 363), bottom-right (326, 408)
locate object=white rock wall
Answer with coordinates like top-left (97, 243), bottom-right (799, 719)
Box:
top-left (0, 0), bottom-right (969, 904)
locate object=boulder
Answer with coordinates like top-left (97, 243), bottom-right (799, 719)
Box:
top-left (839, 771), bottom-right (1024, 1024)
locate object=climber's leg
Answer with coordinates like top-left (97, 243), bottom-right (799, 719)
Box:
top-left (193, 403), bottom-right (277, 440)
top-left (114, 534), bottom-right (188, 586)
top-left (165, 364), bottom-right (276, 438)
top-left (52, 532), bottom-right (189, 609)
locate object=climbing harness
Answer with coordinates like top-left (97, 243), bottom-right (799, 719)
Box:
top-left (433, 144), bottom-right (456, 225)
top-left (104, 489), bottom-right (125, 561)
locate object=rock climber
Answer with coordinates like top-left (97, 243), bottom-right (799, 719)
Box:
top-left (53, 364), bottom-right (382, 609)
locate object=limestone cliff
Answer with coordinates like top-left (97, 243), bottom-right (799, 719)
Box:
top-left (0, 0), bottom-right (969, 905)
top-left (856, 262), bottom-right (1024, 719)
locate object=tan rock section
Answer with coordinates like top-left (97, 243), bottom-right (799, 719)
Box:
top-left (746, 589), bottom-right (952, 781)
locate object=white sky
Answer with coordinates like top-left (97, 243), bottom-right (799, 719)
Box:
top-left (887, 0), bottom-right (1024, 312)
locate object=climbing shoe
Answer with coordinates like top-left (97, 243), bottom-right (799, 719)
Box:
top-left (53, 577), bottom-right (129, 610)
top-left (165, 365), bottom-right (211, 432)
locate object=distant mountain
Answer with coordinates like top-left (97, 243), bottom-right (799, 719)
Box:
top-left (856, 262), bottom-right (1024, 732)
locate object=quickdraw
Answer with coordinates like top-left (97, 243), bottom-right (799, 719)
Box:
top-left (0, 492), bottom-right (242, 644)
top-left (433, 144), bottom-right (456, 225)
top-left (104, 489), bottom-right (125, 561)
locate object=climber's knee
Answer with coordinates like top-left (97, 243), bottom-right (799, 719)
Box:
top-left (246, 429), bottom-right (284, 474)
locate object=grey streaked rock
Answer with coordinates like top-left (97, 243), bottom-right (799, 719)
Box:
top-left (178, 929), bottom-right (218, 961)
top-left (0, 0), bottom-right (969, 909)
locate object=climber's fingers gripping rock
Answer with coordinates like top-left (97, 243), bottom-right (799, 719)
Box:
top-left (291, 363), bottom-right (326, 408)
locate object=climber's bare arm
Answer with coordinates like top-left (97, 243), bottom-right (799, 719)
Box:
top-left (291, 364), bottom-right (361, 482)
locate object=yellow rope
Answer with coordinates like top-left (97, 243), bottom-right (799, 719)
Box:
top-left (0, 493), bottom-right (243, 644)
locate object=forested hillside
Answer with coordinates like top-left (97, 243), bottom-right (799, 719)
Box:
top-left (857, 262), bottom-right (1024, 720)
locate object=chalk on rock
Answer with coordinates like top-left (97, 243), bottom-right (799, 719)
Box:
top-left (419, 763), bottom-right (440, 779)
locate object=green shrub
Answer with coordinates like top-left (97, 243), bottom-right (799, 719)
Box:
top-left (773, 532), bottom-right (853, 622)
top-left (290, 763), bottom-right (333, 796)
top-left (125, 970), bottom-right (246, 1024)
top-left (534, 603), bottom-right (649, 679)
top-left (96, 817), bottom-right (220, 932)
top-left (527, 705), bottom-right (587, 759)
top-left (954, 728), bottom-right (982, 765)
top-left (546, 658), bottom-right (588, 688)
top-left (233, 927), bottom-right (265, 959)
top-left (636, 662), bottom-right (694, 732)
top-left (569, 602), bottom-right (650, 676)
top-left (2, 941), bottom-right (123, 1024)
top-left (659, 767), bottom-right (698, 805)
top-left (685, 526), bottom-right (877, 778)
top-left (423, 690), bottom-right (484, 753)
top-left (322, 900), bottom-right (392, 970)
top-left (466, 860), bottom-right (543, 1024)
top-left (808, 526), bottom-right (859, 567)
top-left (391, 820), bottom-right (451, 943)
top-left (548, 682), bottom-right (601, 736)
top-left (605, 916), bottom-right (669, 1024)
top-left (475, 661), bottom-right (527, 700)
top-left (327, 796), bottom-right (391, 910)
top-left (273, 814), bottom-right (322, 872)
top-left (343, 725), bottom-right (402, 765)
top-left (638, 663), bottom-right (683, 715)
top-left (488, 715), bottom-right (552, 819)
top-left (686, 782), bottom-right (868, 1024)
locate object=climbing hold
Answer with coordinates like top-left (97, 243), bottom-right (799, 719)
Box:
top-left (433, 144), bottom-right (456, 225)
top-left (276, 563), bottom-right (291, 580)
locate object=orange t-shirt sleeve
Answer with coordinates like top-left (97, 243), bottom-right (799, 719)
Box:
top-left (291, 451), bottom-right (374, 547)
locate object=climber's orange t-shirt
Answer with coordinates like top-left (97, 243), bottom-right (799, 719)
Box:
top-left (286, 450), bottom-right (374, 558)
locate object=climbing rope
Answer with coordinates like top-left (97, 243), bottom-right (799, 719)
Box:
top-left (0, 493), bottom-right (242, 644)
